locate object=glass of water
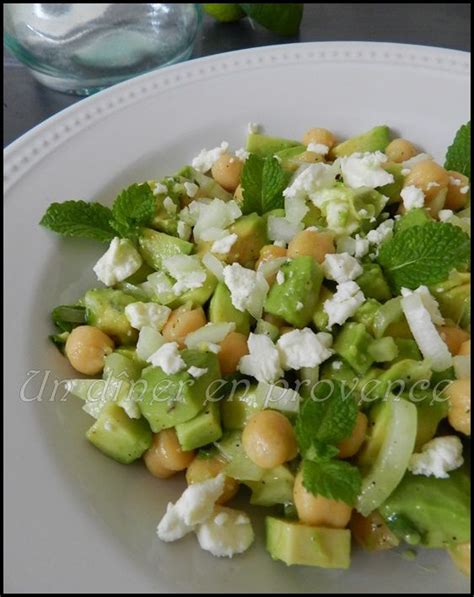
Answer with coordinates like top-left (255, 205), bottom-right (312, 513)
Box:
top-left (3, 4), bottom-right (202, 95)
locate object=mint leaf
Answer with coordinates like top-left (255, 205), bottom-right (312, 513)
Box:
top-left (305, 441), bottom-right (339, 462)
top-left (444, 122), bottom-right (470, 178)
top-left (40, 200), bottom-right (115, 242)
top-left (241, 154), bottom-right (291, 215)
top-left (111, 183), bottom-right (156, 239)
top-left (295, 380), bottom-right (359, 454)
top-left (239, 4), bottom-right (304, 36)
top-left (377, 222), bottom-right (470, 292)
top-left (302, 459), bottom-right (362, 505)
top-left (51, 305), bottom-right (87, 332)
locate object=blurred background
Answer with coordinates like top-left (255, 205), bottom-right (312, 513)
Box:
top-left (3, 3), bottom-right (471, 147)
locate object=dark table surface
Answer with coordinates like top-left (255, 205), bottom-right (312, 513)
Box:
top-left (4, 3), bottom-right (471, 147)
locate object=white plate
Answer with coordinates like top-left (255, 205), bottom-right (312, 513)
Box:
top-left (4, 42), bottom-right (470, 593)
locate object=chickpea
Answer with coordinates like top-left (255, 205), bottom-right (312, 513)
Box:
top-left (404, 159), bottom-right (450, 202)
top-left (186, 455), bottom-right (239, 504)
top-left (299, 151), bottom-right (324, 164)
top-left (437, 326), bottom-right (470, 356)
top-left (144, 429), bottom-right (195, 479)
top-left (385, 138), bottom-right (417, 163)
top-left (242, 410), bottom-right (297, 469)
top-left (293, 471), bottom-right (352, 528)
top-left (255, 245), bottom-right (287, 271)
top-left (218, 331), bottom-right (249, 376)
top-left (445, 171), bottom-right (470, 211)
top-left (338, 412), bottom-right (368, 459)
top-left (211, 153), bottom-right (243, 192)
top-left (458, 339), bottom-right (470, 356)
top-left (233, 183), bottom-right (244, 204)
top-left (287, 230), bottom-right (335, 264)
top-left (445, 379), bottom-right (470, 436)
top-left (162, 306), bottom-right (206, 348)
top-left (448, 542), bottom-right (471, 577)
top-left (350, 511), bottom-right (399, 551)
top-left (65, 325), bottom-right (114, 375)
top-left (302, 128), bottom-right (337, 150)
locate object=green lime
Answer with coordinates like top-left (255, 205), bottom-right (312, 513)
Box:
top-left (202, 4), bottom-right (245, 23)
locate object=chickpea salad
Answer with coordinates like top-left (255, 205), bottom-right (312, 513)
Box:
top-left (41, 122), bottom-right (470, 571)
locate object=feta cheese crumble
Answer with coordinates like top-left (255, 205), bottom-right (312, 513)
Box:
top-left (192, 198), bottom-right (242, 242)
top-left (400, 153), bottom-right (433, 170)
top-left (93, 237), bottom-right (143, 286)
top-left (408, 436), bottom-right (464, 479)
top-left (211, 233), bottom-right (238, 255)
top-left (339, 151), bottom-right (394, 189)
top-left (157, 475), bottom-right (225, 541)
top-left (124, 302), bottom-right (171, 331)
top-left (366, 219), bottom-right (395, 247)
top-left (322, 252), bottom-right (363, 284)
top-left (267, 216), bottom-right (303, 243)
top-left (163, 255), bottom-right (207, 294)
top-left (247, 122), bottom-right (260, 134)
top-left (235, 148), bottom-right (250, 161)
top-left (307, 142), bottom-right (329, 155)
top-left (192, 142), bottom-right (229, 173)
top-left (277, 328), bottom-right (333, 370)
top-left (187, 366), bottom-right (208, 378)
top-left (223, 263), bottom-right (269, 318)
top-left (336, 235), bottom-right (369, 259)
top-left (460, 185), bottom-right (470, 194)
top-left (323, 281), bottom-right (365, 329)
top-left (147, 342), bottom-right (186, 374)
top-left (184, 181), bottom-right (199, 198)
top-left (238, 333), bottom-right (283, 383)
top-left (195, 506), bottom-right (254, 558)
top-left (438, 209), bottom-right (454, 222)
top-left (401, 185), bottom-right (425, 210)
top-left (163, 196), bottom-right (177, 214)
top-left (153, 182), bottom-right (168, 195)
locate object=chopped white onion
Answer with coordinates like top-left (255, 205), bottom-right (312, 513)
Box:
top-left (202, 252), bottom-right (225, 281)
top-left (185, 322), bottom-right (236, 349)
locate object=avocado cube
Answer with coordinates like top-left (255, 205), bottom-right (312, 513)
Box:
top-left (246, 466), bottom-right (295, 507)
top-left (393, 338), bottom-right (422, 362)
top-left (84, 288), bottom-right (138, 345)
top-left (245, 133), bottom-right (301, 157)
top-left (138, 350), bottom-right (220, 432)
top-left (175, 402), bottom-right (222, 451)
top-left (312, 285), bottom-right (333, 331)
top-left (333, 323), bottom-right (375, 375)
top-left (209, 281), bottom-right (251, 335)
top-left (265, 256), bottom-right (323, 327)
top-left (395, 207), bottom-right (432, 233)
top-left (352, 298), bottom-right (382, 336)
top-left (215, 431), bottom-right (265, 481)
top-left (356, 263), bottom-right (392, 302)
top-left (378, 162), bottom-right (405, 204)
top-left (103, 352), bottom-right (143, 381)
top-left (254, 319), bottom-right (280, 342)
top-left (226, 213), bottom-right (268, 268)
top-left (265, 517), bottom-right (351, 569)
top-left (431, 282), bottom-right (470, 330)
top-left (220, 385), bottom-right (262, 430)
top-left (86, 402), bottom-right (152, 464)
top-left (378, 468), bottom-right (470, 548)
top-left (331, 125), bottom-right (390, 158)
top-left (171, 271), bottom-right (218, 309)
top-left (138, 228), bottom-right (193, 270)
